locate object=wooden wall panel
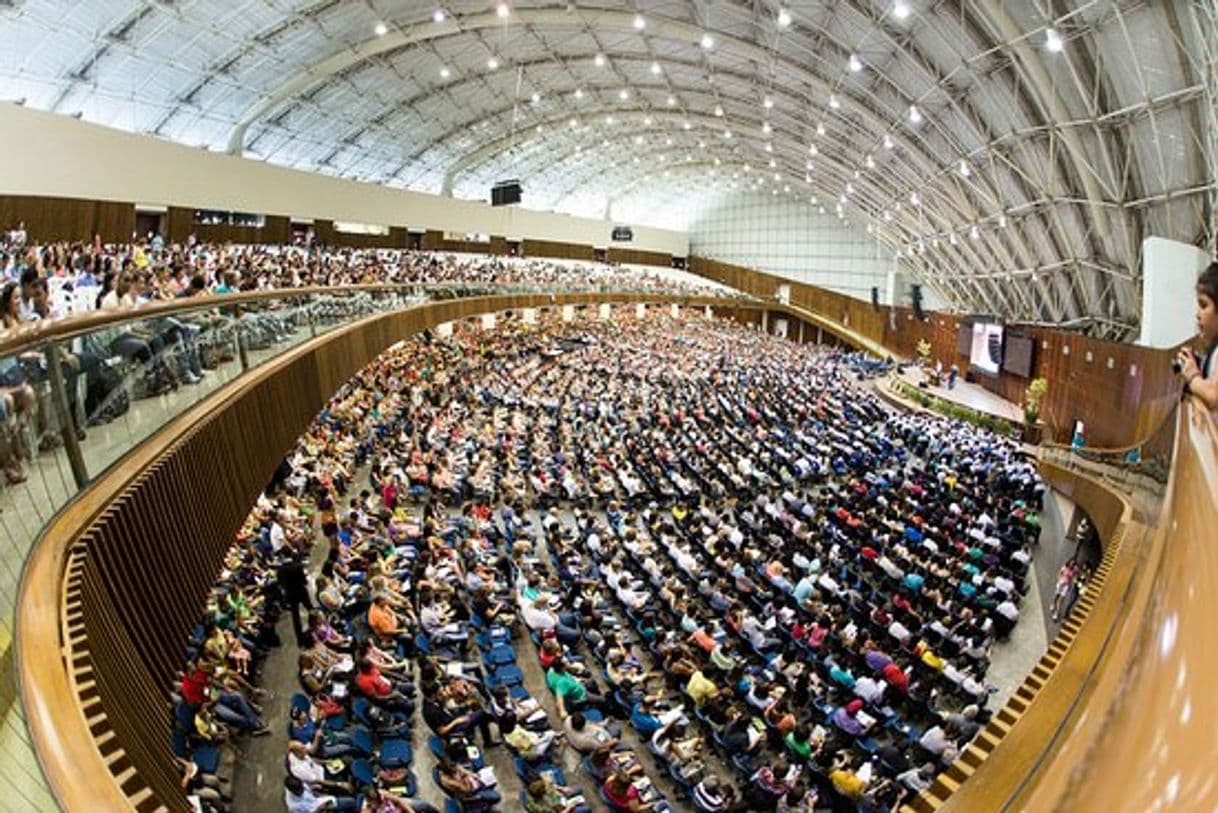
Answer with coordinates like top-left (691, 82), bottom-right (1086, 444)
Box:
top-left (522, 238), bottom-right (597, 261)
top-left (607, 247), bottom-right (673, 267)
top-left (0, 195), bottom-right (136, 244)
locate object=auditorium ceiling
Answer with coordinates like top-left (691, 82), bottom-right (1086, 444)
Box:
top-left (0, 1), bottom-right (1214, 339)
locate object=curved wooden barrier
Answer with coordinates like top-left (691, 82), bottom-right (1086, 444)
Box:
top-left (16, 292), bottom-right (767, 813)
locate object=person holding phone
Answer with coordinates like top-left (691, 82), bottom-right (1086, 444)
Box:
top-left (1177, 262), bottom-right (1218, 410)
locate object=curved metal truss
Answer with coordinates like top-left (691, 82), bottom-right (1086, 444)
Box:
top-left (0, 0), bottom-right (1212, 339)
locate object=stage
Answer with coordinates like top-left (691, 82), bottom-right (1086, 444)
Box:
top-left (894, 366), bottom-right (1024, 423)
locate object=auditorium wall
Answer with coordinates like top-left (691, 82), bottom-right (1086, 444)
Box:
top-left (689, 191), bottom-right (946, 310)
top-left (0, 103), bottom-right (687, 257)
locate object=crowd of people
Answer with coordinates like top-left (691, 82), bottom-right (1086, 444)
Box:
top-left (0, 229), bottom-right (734, 490)
top-left (172, 303), bottom-right (1045, 812)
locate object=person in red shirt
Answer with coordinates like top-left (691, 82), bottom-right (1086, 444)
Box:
top-left (355, 659), bottom-right (414, 712)
top-left (882, 661), bottom-right (909, 694)
top-left (181, 660), bottom-right (210, 707)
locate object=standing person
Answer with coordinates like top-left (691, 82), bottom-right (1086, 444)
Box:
top-left (279, 552), bottom-right (313, 647)
top-left (1049, 559), bottom-right (1077, 623)
top-left (1176, 262), bottom-right (1218, 410)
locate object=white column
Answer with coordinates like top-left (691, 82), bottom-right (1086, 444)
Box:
top-left (1139, 236), bottom-right (1209, 348)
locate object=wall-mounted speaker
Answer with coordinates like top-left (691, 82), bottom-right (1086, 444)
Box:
top-left (911, 283), bottom-right (926, 321)
top-left (870, 286), bottom-right (879, 311)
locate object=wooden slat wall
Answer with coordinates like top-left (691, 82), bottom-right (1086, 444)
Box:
top-left (0, 195), bottom-right (135, 243)
top-left (165, 208), bottom-right (291, 245)
top-left (607, 247), bottom-right (673, 267)
top-left (522, 238), bottom-right (597, 261)
top-left (307, 220), bottom-right (409, 250)
top-left (688, 255), bottom-right (1179, 447)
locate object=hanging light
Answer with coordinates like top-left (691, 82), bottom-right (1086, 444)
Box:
top-left (893, 1), bottom-right (911, 21)
top-left (650, 61), bottom-right (662, 75)
top-left (958, 159), bottom-right (971, 177)
top-left (487, 56), bottom-right (499, 70)
top-left (433, 8), bottom-right (446, 23)
top-left (816, 122), bottom-right (826, 136)
top-left (777, 8), bottom-right (792, 28)
top-left (439, 66), bottom-right (451, 79)
top-left (633, 13), bottom-right (646, 29)
top-left (496, 2), bottom-right (510, 18)
top-left (667, 95), bottom-right (677, 106)
top-left (848, 54), bottom-right (863, 72)
top-left (969, 224), bottom-right (980, 240)
top-left (594, 53), bottom-right (606, 67)
top-left (1045, 28), bottom-right (1064, 53)
top-left (374, 21), bottom-right (388, 36)
top-left (829, 94), bottom-right (841, 110)
top-left (701, 33), bottom-right (715, 49)
top-left (908, 105), bottom-right (923, 124)
top-left (883, 134), bottom-right (895, 149)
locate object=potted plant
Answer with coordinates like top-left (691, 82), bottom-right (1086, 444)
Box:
top-left (1024, 377), bottom-right (1048, 424)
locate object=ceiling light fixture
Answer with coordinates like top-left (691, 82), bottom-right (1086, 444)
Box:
top-left (762, 121), bottom-right (772, 134)
top-left (865, 155), bottom-right (875, 169)
top-left (816, 122), bottom-right (826, 136)
top-left (633, 13), bottom-right (646, 29)
top-left (958, 159), bottom-right (971, 177)
top-left (848, 54), bottom-right (863, 72)
top-left (883, 134), bottom-right (894, 149)
top-left (487, 57), bottom-right (499, 70)
top-left (650, 61), bottom-right (662, 75)
top-left (619, 88), bottom-right (630, 100)
top-left (374, 21), bottom-right (388, 36)
top-left (969, 224), bottom-right (980, 240)
top-left (666, 95), bottom-right (677, 106)
top-left (777, 8), bottom-right (792, 28)
top-left (594, 53), bottom-right (606, 67)
top-left (643, 115), bottom-right (653, 125)
top-left (1045, 27), bottom-right (1064, 53)
top-left (530, 92), bottom-right (540, 103)
top-left (893, 1), bottom-right (910, 20)
top-left (496, 2), bottom-right (509, 18)
top-left (808, 144), bottom-right (818, 155)
top-left (908, 105), bottom-right (923, 124)
top-left (573, 88), bottom-right (584, 99)
top-left (440, 66), bottom-right (451, 79)
top-left (714, 105), bottom-right (724, 117)
top-left (909, 191), bottom-right (920, 205)
top-left (433, 8), bottom-right (446, 23)
top-left (723, 129), bottom-right (732, 138)
top-left (701, 33), bottom-right (715, 49)
top-left (606, 115), bottom-right (616, 124)
top-left (763, 96), bottom-right (774, 109)
top-left (829, 94), bottom-right (840, 109)
top-left (683, 120), bottom-right (692, 130)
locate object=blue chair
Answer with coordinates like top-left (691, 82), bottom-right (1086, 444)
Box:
top-left (289, 692), bottom-right (311, 715)
top-left (348, 727), bottom-right (375, 757)
top-left (351, 758), bottom-right (376, 786)
top-left (489, 664), bottom-right (524, 688)
top-left (483, 644), bottom-right (516, 668)
top-left (192, 746), bottom-right (221, 775)
top-left (380, 738), bottom-right (413, 768)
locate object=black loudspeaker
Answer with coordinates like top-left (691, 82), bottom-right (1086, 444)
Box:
top-left (870, 286), bottom-right (879, 311)
top-left (911, 284), bottom-right (926, 321)
top-left (491, 180), bottom-right (522, 206)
